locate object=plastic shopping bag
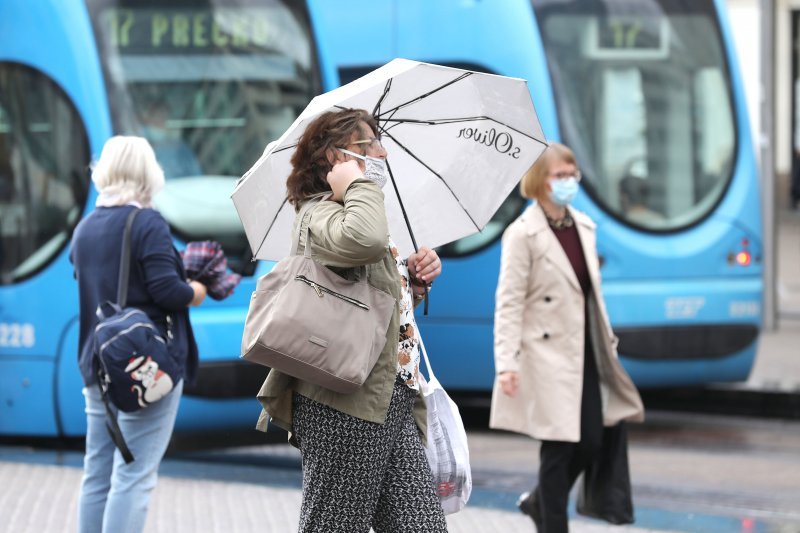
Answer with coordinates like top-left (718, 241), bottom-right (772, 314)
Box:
top-left (419, 339), bottom-right (472, 514)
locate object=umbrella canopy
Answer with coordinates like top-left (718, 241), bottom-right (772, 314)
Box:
top-left (233, 58), bottom-right (547, 261)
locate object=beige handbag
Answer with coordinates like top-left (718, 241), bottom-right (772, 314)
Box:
top-left (241, 198), bottom-right (395, 393)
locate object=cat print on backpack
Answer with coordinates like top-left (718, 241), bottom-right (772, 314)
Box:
top-left (126, 355), bottom-right (175, 408)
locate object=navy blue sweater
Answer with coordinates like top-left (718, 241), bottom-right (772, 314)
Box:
top-left (70, 205), bottom-right (198, 386)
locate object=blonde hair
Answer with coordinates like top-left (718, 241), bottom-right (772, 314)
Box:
top-left (519, 142), bottom-right (577, 202)
top-left (91, 136), bottom-right (165, 206)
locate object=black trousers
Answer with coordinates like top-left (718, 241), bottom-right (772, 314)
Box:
top-left (792, 150), bottom-right (800, 206)
top-left (534, 343), bottom-right (604, 533)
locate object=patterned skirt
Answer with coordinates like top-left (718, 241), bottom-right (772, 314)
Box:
top-left (292, 377), bottom-right (448, 533)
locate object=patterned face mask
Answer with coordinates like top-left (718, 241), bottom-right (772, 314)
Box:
top-left (338, 148), bottom-right (389, 189)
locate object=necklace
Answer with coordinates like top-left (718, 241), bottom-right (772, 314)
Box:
top-left (541, 204), bottom-right (574, 229)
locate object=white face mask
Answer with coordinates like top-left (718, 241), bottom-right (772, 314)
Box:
top-left (338, 148), bottom-right (389, 189)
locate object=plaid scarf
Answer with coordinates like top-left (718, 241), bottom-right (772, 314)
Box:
top-left (181, 241), bottom-right (241, 300)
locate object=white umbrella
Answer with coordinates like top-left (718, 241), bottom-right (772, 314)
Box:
top-left (232, 58), bottom-right (547, 261)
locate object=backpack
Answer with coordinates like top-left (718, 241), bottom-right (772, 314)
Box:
top-left (92, 208), bottom-right (180, 462)
top-left (94, 302), bottom-right (177, 412)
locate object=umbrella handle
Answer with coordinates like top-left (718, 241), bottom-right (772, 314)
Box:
top-left (412, 279), bottom-right (430, 316)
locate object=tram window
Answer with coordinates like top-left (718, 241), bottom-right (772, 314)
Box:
top-left (86, 1), bottom-right (320, 274)
top-left (437, 190), bottom-right (527, 258)
top-left (533, 0), bottom-right (736, 232)
top-left (0, 63), bottom-right (89, 285)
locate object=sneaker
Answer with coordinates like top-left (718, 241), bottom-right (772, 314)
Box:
top-left (517, 491), bottom-right (543, 531)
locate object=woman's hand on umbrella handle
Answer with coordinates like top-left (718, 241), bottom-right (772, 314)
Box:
top-left (407, 246), bottom-right (441, 284)
top-left (499, 371), bottom-right (519, 397)
top-left (189, 280), bottom-right (207, 307)
top-left (327, 160), bottom-right (363, 201)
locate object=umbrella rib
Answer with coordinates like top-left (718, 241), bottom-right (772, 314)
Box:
top-left (384, 158), bottom-right (419, 253)
top-left (273, 143), bottom-right (297, 152)
top-left (235, 142), bottom-right (297, 187)
top-left (375, 72), bottom-right (472, 118)
top-left (252, 195), bottom-right (290, 259)
top-left (372, 78), bottom-right (392, 117)
top-left (333, 79), bottom-right (392, 119)
top-left (381, 130), bottom-right (481, 234)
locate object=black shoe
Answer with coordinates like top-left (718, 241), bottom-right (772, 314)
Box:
top-left (517, 491), bottom-right (543, 531)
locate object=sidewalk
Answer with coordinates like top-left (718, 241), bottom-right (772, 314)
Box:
top-left (1, 453), bottom-right (673, 533)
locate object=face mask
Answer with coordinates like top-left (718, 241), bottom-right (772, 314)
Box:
top-left (549, 176), bottom-right (579, 206)
top-left (338, 148), bottom-right (389, 189)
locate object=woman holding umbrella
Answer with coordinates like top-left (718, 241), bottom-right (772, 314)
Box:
top-left (490, 143), bottom-right (644, 532)
top-left (255, 108), bottom-right (448, 532)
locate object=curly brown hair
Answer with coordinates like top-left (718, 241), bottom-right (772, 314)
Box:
top-left (286, 108), bottom-right (379, 209)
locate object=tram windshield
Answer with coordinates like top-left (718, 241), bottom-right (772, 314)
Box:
top-left (532, 0), bottom-right (736, 231)
top-left (87, 0), bottom-right (319, 271)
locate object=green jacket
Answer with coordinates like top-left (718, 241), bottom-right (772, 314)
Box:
top-left (255, 179), bottom-right (428, 446)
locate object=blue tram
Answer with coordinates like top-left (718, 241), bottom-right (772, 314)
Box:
top-left (0, 0), bottom-right (760, 436)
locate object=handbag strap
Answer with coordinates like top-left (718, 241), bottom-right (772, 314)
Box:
top-left (290, 195), bottom-right (326, 257)
top-left (291, 194), bottom-right (368, 280)
top-left (117, 208), bottom-right (140, 308)
top-left (418, 334), bottom-right (438, 385)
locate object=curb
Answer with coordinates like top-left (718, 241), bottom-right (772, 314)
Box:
top-left (640, 387), bottom-right (800, 420)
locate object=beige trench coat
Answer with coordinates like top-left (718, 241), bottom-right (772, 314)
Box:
top-left (489, 203), bottom-right (644, 442)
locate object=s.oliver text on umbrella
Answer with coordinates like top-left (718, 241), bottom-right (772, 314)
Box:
top-left (456, 127), bottom-right (521, 159)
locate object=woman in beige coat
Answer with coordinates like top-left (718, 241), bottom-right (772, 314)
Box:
top-left (490, 143), bottom-right (644, 532)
